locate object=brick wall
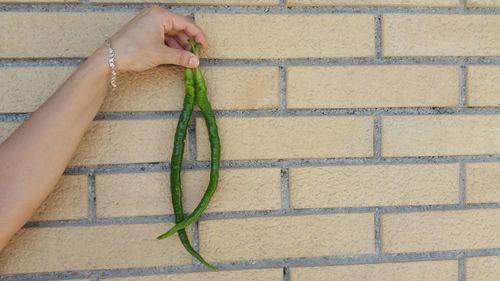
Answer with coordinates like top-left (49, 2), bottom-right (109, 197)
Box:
top-left (1, 1), bottom-right (500, 280)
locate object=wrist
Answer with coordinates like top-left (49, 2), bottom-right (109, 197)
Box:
top-left (85, 43), bottom-right (112, 86)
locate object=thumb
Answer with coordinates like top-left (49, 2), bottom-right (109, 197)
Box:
top-left (157, 46), bottom-right (199, 68)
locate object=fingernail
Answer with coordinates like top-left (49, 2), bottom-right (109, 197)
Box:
top-left (189, 56), bottom-right (199, 66)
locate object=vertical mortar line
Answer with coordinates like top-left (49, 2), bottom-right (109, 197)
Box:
top-left (283, 266), bottom-right (290, 281)
top-left (459, 64), bottom-right (467, 109)
top-left (279, 61), bottom-right (287, 113)
top-left (459, 162), bottom-right (466, 205)
top-left (191, 220), bottom-right (201, 266)
top-left (279, 0), bottom-right (287, 6)
top-left (373, 115), bottom-right (382, 160)
top-left (374, 209), bottom-right (382, 255)
top-left (460, 0), bottom-right (466, 10)
top-left (458, 252), bottom-right (465, 281)
top-left (87, 171), bottom-right (97, 222)
top-left (374, 14), bottom-right (383, 60)
top-left (188, 117), bottom-right (197, 162)
top-left (281, 167), bottom-right (291, 210)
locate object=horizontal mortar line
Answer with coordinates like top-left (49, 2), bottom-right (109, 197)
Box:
top-left (64, 162), bottom-right (168, 174)
top-left (0, 58), bottom-right (84, 67)
top-left (60, 155), bottom-right (500, 175)
top-left (2, 3), bottom-right (500, 14)
top-left (204, 57), bottom-right (500, 66)
top-left (24, 202), bottom-right (500, 229)
top-left (6, 57), bottom-right (500, 67)
top-left (94, 111), bottom-right (181, 120)
top-left (6, 107), bottom-right (500, 123)
top-left (2, 249), bottom-right (500, 281)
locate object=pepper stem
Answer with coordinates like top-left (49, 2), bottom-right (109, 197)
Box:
top-left (188, 39), bottom-right (202, 56)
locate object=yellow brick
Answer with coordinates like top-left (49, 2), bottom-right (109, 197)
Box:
top-left (467, 0), bottom-right (500, 7)
top-left (290, 164), bottom-right (458, 209)
top-left (195, 13), bottom-right (374, 59)
top-left (197, 116), bottom-right (373, 160)
top-left (382, 115), bottom-right (500, 157)
top-left (104, 66), bottom-right (279, 112)
top-left (0, 0), bottom-right (77, 2)
top-left (31, 175), bottom-right (88, 221)
top-left (108, 269), bottom-right (282, 281)
top-left (0, 13), bottom-right (134, 58)
top-left (48, 279), bottom-right (91, 281)
top-left (466, 256), bottom-right (500, 281)
top-left (466, 163), bottom-right (500, 203)
top-left (290, 260), bottom-right (458, 281)
top-left (0, 223), bottom-right (191, 274)
top-left (0, 122), bottom-right (21, 144)
top-left (200, 66), bottom-right (280, 110)
top-left (92, 0), bottom-right (278, 4)
top-left (95, 168), bottom-right (281, 217)
top-left (383, 15), bottom-right (500, 56)
top-left (0, 66), bottom-right (73, 113)
top-left (0, 120), bottom-right (178, 165)
top-left (467, 66), bottom-right (500, 107)
top-left (199, 214), bottom-right (374, 261)
top-left (288, 0), bottom-right (458, 6)
top-left (70, 120), bottom-right (177, 165)
top-left (382, 209), bottom-right (500, 253)
top-left (287, 66), bottom-right (458, 109)
top-left (0, 66), bottom-right (278, 113)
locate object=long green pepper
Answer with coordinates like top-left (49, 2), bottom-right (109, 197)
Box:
top-left (160, 42), bottom-right (217, 270)
top-left (157, 56), bottom-right (221, 241)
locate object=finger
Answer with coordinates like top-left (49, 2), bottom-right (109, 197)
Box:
top-left (175, 32), bottom-right (191, 50)
top-left (165, 37), bottom-right (184, 50)
top-left (166, 13), bottom-right (208, 48)
top-left (157, 46), bottom-right (199, 68)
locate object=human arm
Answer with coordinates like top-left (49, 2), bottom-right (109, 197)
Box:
top-left (0, 6), bottom-right (207, 251)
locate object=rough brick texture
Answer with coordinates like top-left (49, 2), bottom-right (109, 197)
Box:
top-left (382, 115), bottom-right (500, 157)
top-left (383, 15), bottom-right (500, 56)
top-left (197, 116), bottom-right (373, 160)
top-left (382, 209), bottom-right (500, 253)
top-left (466, 163), bottom-right (500, 203)
top-left (195, 13), bottom-right (374, 59)
top-left (71, 120), bottom-right (178, 165)
top-left (0, 66), bottom-right (278, 113)
top-left (92, 0), bottom-right (279, 4)
top-left (31, 175), bottom-right (88, 221)
top-left (96, 168), bottom-right (281, 217)
top-left (0, 224), bottom-right (191, 274)
top-left (466, 256), bottom-right (500, 281)
top-left (288, 0), bottom-right (458, 6)
top-left (2, 121), bottom-right (174, 165)
top-left (199, 214), bottom-right (374, 261)
top-left (467, 66), bottom-right (500, 107)
top-left (467, 0), bottom-right (500, 7)
top-left (0, 13), bottom-right (135, 58)
top-left (287, 65), bottom-right (458, 108)
top-left (107, 269), bottom-right (283, 281)
top-left (290, 260), bottom-right (458, 281)
top-left (289, 164), bottom-right (458, 208)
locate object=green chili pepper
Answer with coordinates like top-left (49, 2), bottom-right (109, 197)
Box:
top-left (156, 41), bottom-right (221, 241)
top-left (159, 42), bottom-right (216, 270)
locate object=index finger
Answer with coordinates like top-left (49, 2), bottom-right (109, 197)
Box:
top-left (166, 12), bottom-right (208, 48)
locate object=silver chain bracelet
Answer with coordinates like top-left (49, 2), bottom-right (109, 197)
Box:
top-left (105, 38), bottom-right (117, 91)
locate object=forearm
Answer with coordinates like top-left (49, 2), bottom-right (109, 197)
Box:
top-left (0, 44), bottom-right (110, 249)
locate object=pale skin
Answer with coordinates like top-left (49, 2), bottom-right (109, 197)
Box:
top-left (0, 6), bottom-right (208, 251)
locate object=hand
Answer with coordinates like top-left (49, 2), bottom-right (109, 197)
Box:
top-left (105, 6), bottom-right (208, 72)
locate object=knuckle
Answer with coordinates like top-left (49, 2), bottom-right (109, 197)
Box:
top-left (147, 5), bottom-right (164, 15)
top-left (175, 53), bottom-right (185, 65)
